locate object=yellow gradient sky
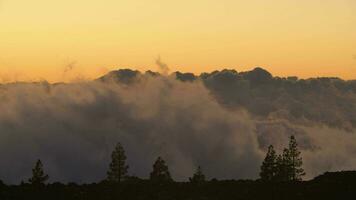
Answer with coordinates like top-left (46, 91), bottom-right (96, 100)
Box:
top-left (0, 0), bottom-right (356, 82)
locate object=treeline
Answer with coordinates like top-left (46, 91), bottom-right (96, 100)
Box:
top-left (8, 136), bottom-right (304, 186)
top-left (1, 136), bottom-right (356, 199)
top-left (24, 144), bottom-right (205, 186)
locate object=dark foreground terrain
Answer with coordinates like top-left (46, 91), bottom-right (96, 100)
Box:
top-left (1, 171), bottom-right (356, 200)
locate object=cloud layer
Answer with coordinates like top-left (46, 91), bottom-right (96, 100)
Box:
top-left (0, 69), bottom-right (355, 184)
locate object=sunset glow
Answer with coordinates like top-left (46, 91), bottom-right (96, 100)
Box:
top-left (1, 0), bottom-right (356, 82)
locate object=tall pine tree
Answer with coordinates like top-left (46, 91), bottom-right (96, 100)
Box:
top-left (274, 136), bottom-right (305, 182)
top-left (260, 145), bottom-right (277, 181)
top-left (275, 148), bottom-right (292, 181)
top-left (287, 135), bottom-right (305, 181)
top-left (107, 142), bottom-right (129, 183)
top-left (150, 157), bottom-right (173, 182)
top-left (29, 159), bottom-right (49, 185)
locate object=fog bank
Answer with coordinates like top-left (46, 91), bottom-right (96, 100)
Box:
top-left (0, 69), bottom-right (355, 183)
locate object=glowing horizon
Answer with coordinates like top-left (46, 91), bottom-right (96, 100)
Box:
top-left (1, 0), bottom-right (356, 82)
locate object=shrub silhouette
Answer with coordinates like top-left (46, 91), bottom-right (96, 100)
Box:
top-left (149, 157), bottom-right (173, 183)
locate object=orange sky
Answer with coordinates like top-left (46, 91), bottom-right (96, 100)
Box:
top-left (0, 0), bottom-right (356, 82)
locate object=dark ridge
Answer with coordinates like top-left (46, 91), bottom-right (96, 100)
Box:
top-left (144, 70), bottom-right (161, 77)
top-left (174, 71), bottom-right (197, 82)
top-left (97, 69), bottom-right (141, 84)
top-left (1, 171), bottom-right (356, 200)
top-left (312, 171), bottom-right (356, 183)
top-left (240, 67), bottom-right (273, 85)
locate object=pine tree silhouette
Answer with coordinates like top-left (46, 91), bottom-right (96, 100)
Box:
top-left (107, 142), bottom-right (129, 183)
top-left (29, 159), bottom-right (49, 186)
top-left (287, 135), bottom-right (305, 181)
top-left (275, 148), bottom-right (292, 181)
top-left (274, 136), bottom-right (305, 181)
top-left (260, 145), bottom-right (277, 181)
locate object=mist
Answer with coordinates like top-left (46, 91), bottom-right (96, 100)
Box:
top-left (0, 69), bottom-right (355, 184)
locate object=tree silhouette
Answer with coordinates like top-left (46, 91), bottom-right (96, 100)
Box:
top-left (150, 157), bottom-right (172, 182)
top-left (260, 145), bottom-right (277, 181)
top-left (189, 166), bottom-right (206, 183)
top-left (275, 149), bottom-right (292, 181)
top-left (274, 154), bottom-right (283, 181)
top-left (287, 135), bottom-right (305, 181)
top-left (274, 136), bottom-right (305, 182)
top-left (107, 142), bottom-right (129, 183)
top-left (28, 159), bottom-right (49, 185)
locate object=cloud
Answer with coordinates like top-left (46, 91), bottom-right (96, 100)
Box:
top-left (155, 56), bottom-right (170, 75)
top-left (64, 61), bottom-right (76, 73)
top-left (62, 61), bottom-right (77, 79)
top-left (0, 69), bottom-right (355, 184)
top-left (0, 77), bottom-right (263, 184)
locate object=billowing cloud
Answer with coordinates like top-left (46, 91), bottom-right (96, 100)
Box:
top-left (0, 76), bottom-right (262, 184)
top-left (0, 69), bottom-right (355, 184)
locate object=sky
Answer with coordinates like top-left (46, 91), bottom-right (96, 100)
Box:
top-left (0, 0), bottom-right (356, 82)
